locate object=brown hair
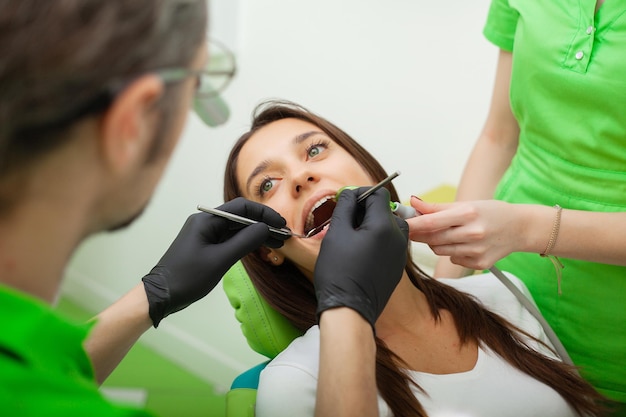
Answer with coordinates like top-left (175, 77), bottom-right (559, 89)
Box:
top-left (0, 0), bottom-right (207, 211)
top-left (224, 100), bottom-right (608, 416)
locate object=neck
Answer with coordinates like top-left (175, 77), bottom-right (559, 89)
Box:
top-left (0, 135), bottom-right (103, 303)
top-left (0, 201), bottom-right (90, 302)
top-left (374, 272), bottom-right (434, 340)
top-left (373, 272), bottom-right (479, 374)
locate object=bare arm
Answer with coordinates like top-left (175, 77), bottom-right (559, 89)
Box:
top-left (84, 283), bottom-right (153, 384)
top-left (433, 49), bottom-right (519, 277)
top-left (316, 308), bottom-right (378, 417)
top-left (455, 50), bottom-right (519, 202)
top-left (409, 197), bottom-right (626, 270)
top-left (528, 207), bottom-right (626, 266)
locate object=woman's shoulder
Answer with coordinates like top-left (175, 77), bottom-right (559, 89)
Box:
top-left (265, 325), bottom-right (321, 375)
top-left (256, 326), bottom-right (321, 417)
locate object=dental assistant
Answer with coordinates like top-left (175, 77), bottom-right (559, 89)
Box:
top-left (408, 0), bottom-right (626, 412)
top-left (0, 2), bottom-right (401, 416)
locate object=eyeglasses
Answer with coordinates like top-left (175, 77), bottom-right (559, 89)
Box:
top-left (156, 37), bottom-right (236, 126)
top-left (158, 37), bottom-right (237, 99)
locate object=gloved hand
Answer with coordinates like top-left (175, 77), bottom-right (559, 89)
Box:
top-left (314, 187), bottom-right (409, 328)
top-left (142, 197), bottom-right (287, 327)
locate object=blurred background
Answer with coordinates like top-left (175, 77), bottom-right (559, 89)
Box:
top-left (57, 0), bottom-right (496, 415)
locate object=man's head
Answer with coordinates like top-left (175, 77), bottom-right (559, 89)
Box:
top-left (0, 0), bottom-right (208, 226)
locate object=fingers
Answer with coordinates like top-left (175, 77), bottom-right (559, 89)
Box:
top-left (360, 188), bottom-right (392, 224)
top-left (264, 233), bottom-right (288, 249)
top-left (220, 197), bottom-right (287, 229)
top-left (329, 187), bottom-right (359, 230)
top-left (410, 196), bottom-right (439, 215)
top-left (391, 214), bottom-right (409, 238)
top-left (407, 201), bottom-right (484, 245)
top-left (362, 189), bottom-right (409, 237)
top-left (215, 222), bottom-right (271, 260)
top-left (407, 210), bottom-right (463, 236)
top-left (430, 242), bottom-right (500, 271)
top-left (217, 197), bottom-right (289, 247)
top-left (335, 187), bottom-right (407, 238)
top-left (178, 212), bottom-right (233, 245)
top-left (449, 254), bottom-right (494, 271)
top-left (408, 223), bottom-right (457, 246)
top-left (410, 196), bottom-right (461, 218)
top-left (362, 187), bottom-right (391, 213)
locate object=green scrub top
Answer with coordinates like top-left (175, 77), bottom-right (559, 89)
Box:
top-left (484, 0), bottom-right (626, 406)
top-left (0, 285), bottom-right (154, 417)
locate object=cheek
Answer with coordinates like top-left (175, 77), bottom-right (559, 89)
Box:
top-left (334, 159), bottom-right (374, 185)
top-left (258, 194), bottom-right (294, 227)
top-left (279, 242), bottom-right (319, 277)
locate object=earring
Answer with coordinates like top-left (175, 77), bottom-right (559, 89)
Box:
top-left (273, 256), bottom-right (278, 262)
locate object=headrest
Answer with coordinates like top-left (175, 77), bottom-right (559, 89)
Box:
top-left (222, 261), bottom-right (302, 359)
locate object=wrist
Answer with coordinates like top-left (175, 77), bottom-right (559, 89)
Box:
top-left (522, 204), bottom-right (560, 254)
top-left (126, 283), bottom-right (154, 330)
top-left (540, 204), bottom-right (562, 256)
top-left (86, 284), bottom-right (152, 383)
top-left (316, 293), bottom-right (376, 329)
top-left (141, 266), bottom-right (171, 328)
top-left (319, 307), bottom-right (374, 335)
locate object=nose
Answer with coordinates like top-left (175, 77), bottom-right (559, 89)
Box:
top-left (293, 171), bottom-right (318, 195)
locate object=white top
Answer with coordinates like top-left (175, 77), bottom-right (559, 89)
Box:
top-left (255, 272), bottom-right (578, 417)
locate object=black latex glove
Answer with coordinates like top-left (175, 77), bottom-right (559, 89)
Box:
top-left (142, 197), bottom-right (287, 327)
top-left (314, 187), bottom-right (409, 328)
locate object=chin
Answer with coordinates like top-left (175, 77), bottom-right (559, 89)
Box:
top-left (105, 206), bottom-right (147, 232)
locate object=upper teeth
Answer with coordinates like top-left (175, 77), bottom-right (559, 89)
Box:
top-left (305, 195), bottom-right (334, 230)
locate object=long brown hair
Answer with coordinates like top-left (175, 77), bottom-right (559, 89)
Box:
top-left (223, 100), bottom-right (608, 416)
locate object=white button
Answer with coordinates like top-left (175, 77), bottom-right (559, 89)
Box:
top-left (575, 51), bottom-right (584, 60)
top-left (586, 26), bottom-right (594, 34)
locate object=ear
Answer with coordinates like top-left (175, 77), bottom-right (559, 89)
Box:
top-left (259, 246), bottom-right (284, 266)
top-left (99, 74), bottom-right (164, 173)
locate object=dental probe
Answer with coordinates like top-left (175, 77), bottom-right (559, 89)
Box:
top-left (196, 205), bottom-right (307, 238)
top-left (354, 170), bottom-right (401, 203)
top-left (303, 170), bottom-right (401, 238)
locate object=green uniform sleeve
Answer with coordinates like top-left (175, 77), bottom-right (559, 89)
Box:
top-left (483, 0), bottom-right (519, 51)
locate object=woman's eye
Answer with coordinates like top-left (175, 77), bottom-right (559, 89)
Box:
top-left (308, 146), bottom-right (321, 157)
top-left (307, 141), bottom-right (329, 158)
top-left (260, 178), bottom-right (275, 195)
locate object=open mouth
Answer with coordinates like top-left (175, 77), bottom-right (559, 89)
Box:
top-left (304, 197), bottom-right (337, 237)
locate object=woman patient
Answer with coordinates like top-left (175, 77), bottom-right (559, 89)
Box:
top-left (223, 100), bottom-right (607, 417)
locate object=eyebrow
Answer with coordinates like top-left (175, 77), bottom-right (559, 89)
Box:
top-left (244, 130), bottom-right (324, 192)
top-left (294, 130), bottom-right (321, 144)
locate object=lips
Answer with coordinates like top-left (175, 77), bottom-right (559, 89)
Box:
top-left (303, 195), bottom-right (337, 236)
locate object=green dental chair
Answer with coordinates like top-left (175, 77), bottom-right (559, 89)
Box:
top-left (222, 261), bottom-right (302, 417)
